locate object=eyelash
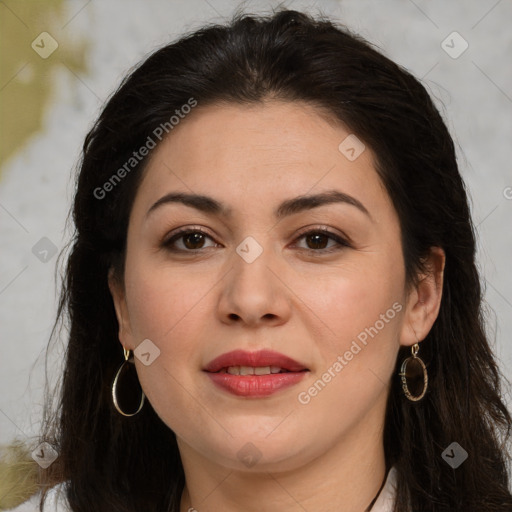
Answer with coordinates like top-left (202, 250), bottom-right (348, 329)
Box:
top-left (162, 226), bottom-right (351, 255)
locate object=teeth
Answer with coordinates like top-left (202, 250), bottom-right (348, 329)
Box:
top-left (254, 366), bottom-right (271, 375)
top-left (224, 366), bottom-right (283, 375)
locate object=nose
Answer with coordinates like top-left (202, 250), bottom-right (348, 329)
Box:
top-left (216, 241), bottom-right (291, 327)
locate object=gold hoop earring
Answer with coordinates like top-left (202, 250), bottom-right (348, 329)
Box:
top-left (112, 347), bottom-right (145, 416)
top-left (399, 343), bottom-right (428, 402)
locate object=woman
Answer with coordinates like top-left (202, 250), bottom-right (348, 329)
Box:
top-left (2, 8), bottom-right (511, 512)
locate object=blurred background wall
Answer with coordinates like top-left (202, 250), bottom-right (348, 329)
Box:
top-left (1, 0), bottom-right (511, 448)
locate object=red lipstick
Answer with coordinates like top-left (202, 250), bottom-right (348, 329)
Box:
top-left (203, 349), bottom-right (309, 397)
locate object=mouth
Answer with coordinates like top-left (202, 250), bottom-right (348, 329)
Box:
top-left (215, 366), bottom-right (305, 375)
top-left (203, 349), bottom-right (309, 397)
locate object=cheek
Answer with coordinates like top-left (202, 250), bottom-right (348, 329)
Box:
top-left (124, 266), bottom-right (215, 432)
top-left (295, 272), bottom-right (402, 433)
top-left (123, 261), bottom-right (218, 387)
top-left (124, 258), bottom-right (210, 340)
top-left (305, 254), bottom-right (404, 352)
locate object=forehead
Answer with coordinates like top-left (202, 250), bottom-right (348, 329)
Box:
top-left (132, 100), bottom-right (391, 221)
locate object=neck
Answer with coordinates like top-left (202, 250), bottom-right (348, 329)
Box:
top-left (178, 402), bottom-right (387, 512)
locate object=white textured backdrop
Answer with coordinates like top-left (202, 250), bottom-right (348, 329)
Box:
top-left (1, 0), bottom-right (511, 452)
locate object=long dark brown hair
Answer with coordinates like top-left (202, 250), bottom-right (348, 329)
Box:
top-left (35, 8), bottom-right (511, 511)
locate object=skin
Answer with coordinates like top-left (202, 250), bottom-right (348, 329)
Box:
top-left (109, 100), bottom-right (445, 512)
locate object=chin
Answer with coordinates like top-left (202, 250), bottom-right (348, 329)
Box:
top-left (195, 425), bottom-right (317, 473)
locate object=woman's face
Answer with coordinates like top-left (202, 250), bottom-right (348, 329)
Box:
top-left (110, 100), bottom-right (433, 472)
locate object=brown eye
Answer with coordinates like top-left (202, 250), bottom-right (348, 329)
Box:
top-left (304, 232), bottom-right (330, 250)
top-left (162, 227), bottom-right (350, 254)
top-left (163, 229), bottom-right (217, 252)
top-left (182, 232), bottom-right (207, 250)
top-left (294, 229), bottom-right (350, 253)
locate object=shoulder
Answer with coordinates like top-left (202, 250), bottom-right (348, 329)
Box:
top-left (8, 484), bottom-right (69, 512)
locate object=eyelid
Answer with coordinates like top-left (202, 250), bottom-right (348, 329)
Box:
top-left (293, 225), bottom-right (351, 244)
top-left (162, 225), bottom-right (215, 246)
top-left (161, 225), bottom-right (351, 253)
top-left (290, 226), bottom-right (352, 253)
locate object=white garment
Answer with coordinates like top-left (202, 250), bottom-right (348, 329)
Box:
top-left (8, 466), bottom-right (397, 511)
top-left (370, 466), bottom-right (397, 512)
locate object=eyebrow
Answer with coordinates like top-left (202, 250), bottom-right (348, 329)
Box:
top-left (146, 189), bottom-right (372, 221)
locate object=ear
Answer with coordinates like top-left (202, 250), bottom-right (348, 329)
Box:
top-left (108, 267), bottom-right (134, 350)
top-left (399, 246), bottom-right (446, 346)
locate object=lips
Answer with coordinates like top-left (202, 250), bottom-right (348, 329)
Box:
top-left (204, 349), bottom-right (309, 373)
top-left (203, 349), bottom-right (309, 398)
